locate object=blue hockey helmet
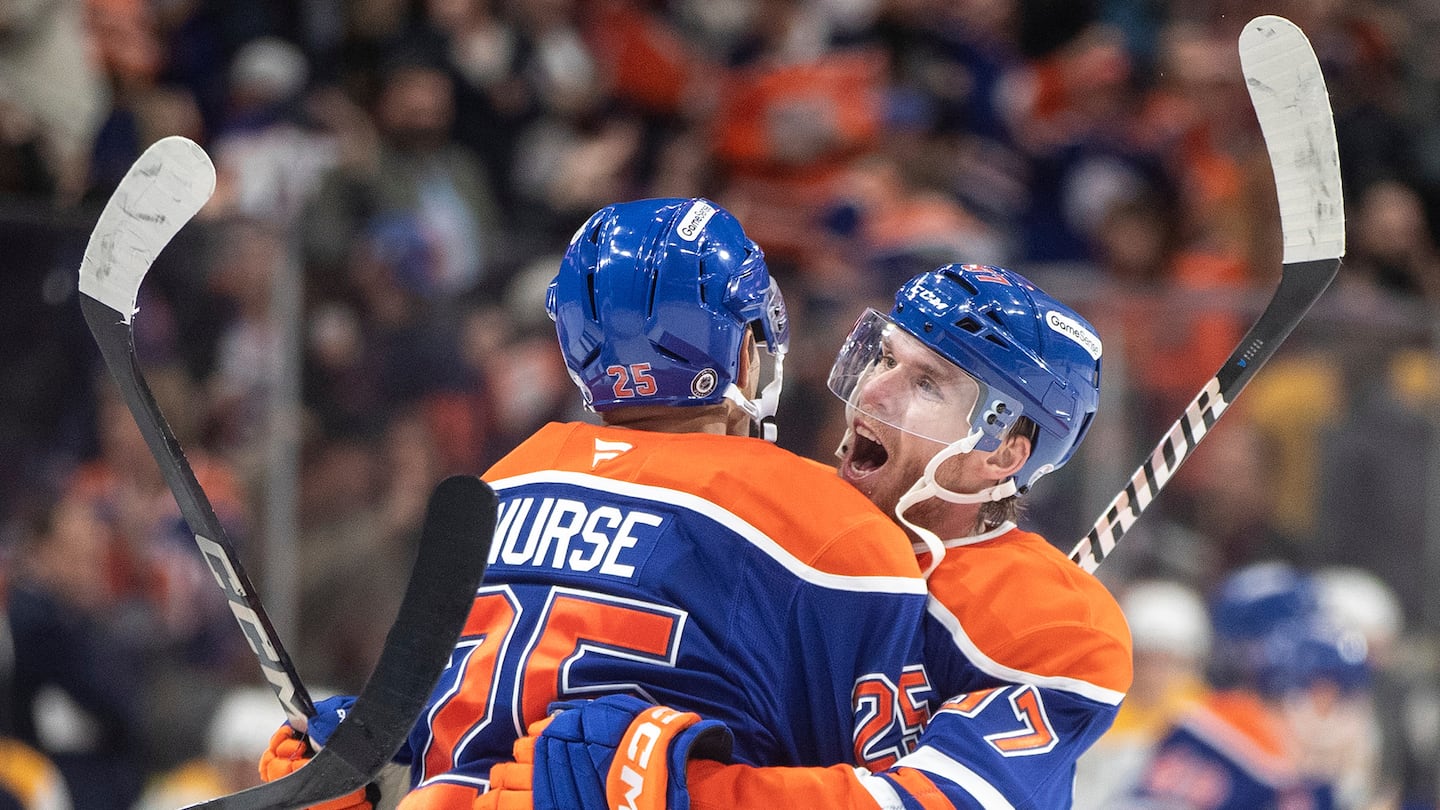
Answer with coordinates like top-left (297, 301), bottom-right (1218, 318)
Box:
top-left (1257, 625), bottom-right (1371, 696)
top-left (829, 264), bottom-right (1102, 494)
top-left (548, 198), bottom-right (789, 433)
top-left (1207, 562), bottom-right (1370, 696)
top-left (1210, 561), bottom-right (1320, 642)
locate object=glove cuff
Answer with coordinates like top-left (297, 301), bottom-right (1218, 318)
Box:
top-left (606, 706), bottom-right (733, 810)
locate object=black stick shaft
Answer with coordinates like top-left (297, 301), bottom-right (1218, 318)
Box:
top-left (82, 294), bottom-right (316, 727)
top-left (1070, 257), bottom-right (1340, 572)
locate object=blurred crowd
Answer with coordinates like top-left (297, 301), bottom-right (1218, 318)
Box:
top-left (1074, 563), bottom-right (1423, 809)
top-left (3, 0), bottom-right (1440, 807)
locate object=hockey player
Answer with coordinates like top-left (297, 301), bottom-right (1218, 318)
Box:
top-left (258, 198), bottom-right (931, 807)
top-left (479, 264), bottom-right (1134, 808)
top-left (1075, 579), bottom-right (1213, 808)
top-left (1127, 562), bottom-right (1362, 809)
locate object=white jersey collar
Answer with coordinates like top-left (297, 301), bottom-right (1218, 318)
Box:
top-left (911, 520), bottom-right (1015, 556)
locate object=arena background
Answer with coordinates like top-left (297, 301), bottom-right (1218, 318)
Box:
top-left (3, 0), bottom-right (1440, 807)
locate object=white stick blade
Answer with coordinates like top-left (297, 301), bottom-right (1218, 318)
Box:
top-left (77, 136), bottom-right (217, 321)
top-left (1239, 15), bottom-right (1345, 265)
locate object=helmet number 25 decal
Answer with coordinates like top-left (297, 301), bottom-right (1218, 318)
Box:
top-left (608, 364), bottom-right (658, 399)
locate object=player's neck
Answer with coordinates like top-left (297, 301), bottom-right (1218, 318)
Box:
top-left (601, 404), bottom-right (742, 436)
top-left (900, 498), bottom-right (989, 541)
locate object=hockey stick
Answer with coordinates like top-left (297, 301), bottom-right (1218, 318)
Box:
top-left (1068, 15), bottom-right (1345, 574)
top-left (185, 474), bottom-right (496, 810)
top-left (80, 137), bottom-right (499, 806)
top-left (77, 135), bottom-right (317, 728)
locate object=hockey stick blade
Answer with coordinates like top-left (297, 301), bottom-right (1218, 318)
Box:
top-left (77, 136), bottom-right (215, 323)
top-left (184, 475), bottom-right (497, 810)
top-left (77, 136), bottom-right (319, 729)
top-left (1069, 15), bottom-right (1344, 574)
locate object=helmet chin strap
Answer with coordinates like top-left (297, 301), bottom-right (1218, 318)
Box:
top-left (723, 352), bottom-right (785, 442)
top-left (894, 430), bottom-right (1018, 578)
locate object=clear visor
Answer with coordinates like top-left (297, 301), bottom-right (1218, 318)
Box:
top-left (827, 310), bottom-right (990, 445)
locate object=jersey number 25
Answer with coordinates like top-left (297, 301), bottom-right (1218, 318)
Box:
top-left (419, 584), bottom-right (685, 782)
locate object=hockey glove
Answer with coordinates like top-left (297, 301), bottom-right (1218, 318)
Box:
top-left (472, 716), bottom-right (549, 810)
top-left (258, 695), bottom-right (373, 810)
top-left (307, 695), bottom-right (356, 747)
top-left (531, 695), bottom-right (733, 810)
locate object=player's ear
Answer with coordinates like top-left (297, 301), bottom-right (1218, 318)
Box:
top-left (737, 330), bottom-right (760, 397)
top-left (986, 430), bottom-right (1031, 480)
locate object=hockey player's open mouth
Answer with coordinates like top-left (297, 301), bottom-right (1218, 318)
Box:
top-left (842, 422), bottom-right (889, 480)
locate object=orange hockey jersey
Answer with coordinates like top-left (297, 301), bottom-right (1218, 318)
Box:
top-left (690, 522), bottom-right (1133, 809)
top-left (403, 422), bottom-right (930, 802)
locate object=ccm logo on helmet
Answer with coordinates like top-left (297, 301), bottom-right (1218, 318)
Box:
top-left (676, 201), bottom-right (717, 242)
top-left (914, 286), bottom-right (949, 310)
top-left (1045, 311), bottom-right (1102, 360)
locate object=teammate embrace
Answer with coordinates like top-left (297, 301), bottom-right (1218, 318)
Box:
top-left (262, 197), bottom-right (1132, 809)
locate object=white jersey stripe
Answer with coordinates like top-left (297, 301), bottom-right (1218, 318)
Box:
top-left (489, 471), bottom-right (927, 596)
top-left (925, 597), bottom-right (1126, 706)
top-left (925, 520), bottom-right (1126, 705)
top-left (895, 746), bottom-right (1017, 810)
top-left (852, 767), bottom-right (905, 810)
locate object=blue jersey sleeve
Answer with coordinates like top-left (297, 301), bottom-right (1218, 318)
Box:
top-left (874, 683), bottom-right (1120, 808)
top-left (1130, 722), bottom-right (1335, 810)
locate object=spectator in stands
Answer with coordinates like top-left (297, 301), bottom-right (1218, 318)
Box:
top-left (299, 53), bottom-right (502, 300)
top-left (0, 0), bottom-right (107, 203)
top-left (6, 491), bottom-right (146, 810)
top-left (0, 577), bottom-right (73, 810)
top-left (1346, 179), bottom-right (1440, 307)
top-left (1075, 579), bottom-right (1212, 809)
top-left (203, 219), bottom-right (287, 475)
top-left (209, 36), bottom-right (340, 226)
top-left (295, 408), bottom-right (445, 691)
top-left (58, 373), bottom-right (255, 785)
top-left (130, 686), bottom-right (284, 810)
top-left (1129, 562), bottom-right (1366, 808)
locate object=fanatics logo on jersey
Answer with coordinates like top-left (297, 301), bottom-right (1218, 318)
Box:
top-left (593, 438), bottom-right (633, 468)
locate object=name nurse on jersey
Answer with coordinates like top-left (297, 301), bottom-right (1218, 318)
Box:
top-left (487, 495), bottom-right (666, 581)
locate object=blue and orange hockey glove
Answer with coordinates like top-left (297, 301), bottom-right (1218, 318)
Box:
top-left (259, 696), bottom-right (375, 810)
top-left (472, 715), bottom-right (549, 810)
top-left (478, 695), bottom-right (733, 810)
top-left (305, 695), bottom-right (356, 747)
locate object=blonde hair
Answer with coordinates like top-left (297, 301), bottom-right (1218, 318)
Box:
top-left (979, 416), bottom-right (1038, 528)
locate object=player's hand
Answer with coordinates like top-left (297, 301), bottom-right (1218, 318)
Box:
top-left (258, 695), bottom-right (374, 810)
top-left (472, 716), bottom-right (549, 810)
top-left (507, 695), bottom-right (733, 810)
top-left (307, 695), bottom-right (356, 747)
